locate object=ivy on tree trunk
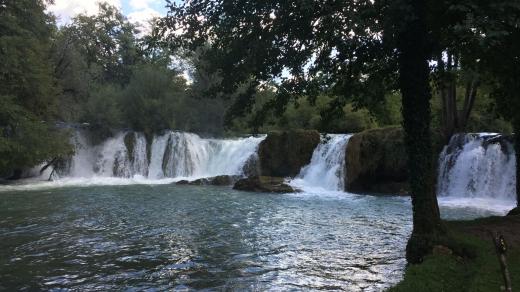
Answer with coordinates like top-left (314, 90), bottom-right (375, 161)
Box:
top-left (396, 0), bottom-right (444, 264)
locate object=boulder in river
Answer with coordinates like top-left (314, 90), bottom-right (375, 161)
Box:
top-left (345, 127), bottom-right (409, 195)
top-left (233, 176), bottom-right (296, 193)
top-left (176, 175), bottom-right (241, 186)
top-left (258, 130), bottom-right (320, 177)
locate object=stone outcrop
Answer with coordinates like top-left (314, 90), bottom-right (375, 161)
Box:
top-left (242, 154), bottom-right (261, 177)
top-left (345, 127), bottom-right (409, 195)
top-left (258, 130), bottom-right (320, 177)
top-left (176, 175), bottom-right (240, 186)
top-left (124, 132), bottom-right (136, 165)
top-left (233, 176), bottom-right (296, 193)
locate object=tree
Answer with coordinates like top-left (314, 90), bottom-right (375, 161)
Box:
top-left (121, 64), bottom-right (187, 135)
top-left (477, 1), bottom-right (520, 207)
top-left (0, 0), bottom-right (57, 118)
top-left (62, 3), bottom-right (142, 85)
top-left (161, 0), bottom-right (445, 262)
top-left (389, 0), bottom-right (444, 263)
top-left (0, 0), bottom-right (72, 176)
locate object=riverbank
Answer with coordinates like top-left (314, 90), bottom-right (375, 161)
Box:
top-left (391, 214), bottom-right (520, 291)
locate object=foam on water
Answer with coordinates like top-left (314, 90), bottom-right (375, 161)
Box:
top-left (0, 177), bottom-right (178, 192)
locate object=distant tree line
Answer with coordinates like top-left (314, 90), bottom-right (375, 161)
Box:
top-left (0, 0), bottom-right (516, 195)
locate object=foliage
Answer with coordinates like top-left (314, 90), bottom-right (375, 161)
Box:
top-left (121, 65), bottom-right (187, 135)
top-left (161, 0), bottom-right (394, 126)
top-left (391, 220), bottom-right (520, 292)
top-left (0, 96), bottom-right (72, 175)
top-left (63, 3), bottom-right (142, 85)
top-left (83, 84), bottom-right (123, 139)
top-left (0, 0), bottom-right (58, 118)
top-left (0, 0), bottom-right (73, 174)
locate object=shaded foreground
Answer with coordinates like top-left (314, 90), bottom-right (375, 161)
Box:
top-left (391, 215), bottom-right (520, 291)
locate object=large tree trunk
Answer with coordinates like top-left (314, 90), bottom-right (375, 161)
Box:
top-left (437, 52), bottom-right (479, 144)
top-left (459, 78), bottom-right (478, 129)
top-left (397, 0), bottom-right (444, 264)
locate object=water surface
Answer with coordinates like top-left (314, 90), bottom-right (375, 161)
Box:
top-left (1, 184), bottom-right (412, 291)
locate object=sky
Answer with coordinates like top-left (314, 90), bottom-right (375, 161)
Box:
top-left (47, 0), bottom-right (174, 32)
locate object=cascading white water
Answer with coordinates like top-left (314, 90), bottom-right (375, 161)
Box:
top-left (148, 132), bottom-right (171, 179)
top-left (149, 131), bottom-right (265, 179)
top-left (437, 133), bottom-right (516, 212)
top-left (132, 133), bottom-right (149, 177)
top-left (63, 130), bottom-right (265, 181)
top-left (291, 134), bottom-right (352, 192)
top-left (68, 131), bottom-right (97, 177)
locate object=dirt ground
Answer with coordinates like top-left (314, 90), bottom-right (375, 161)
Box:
top-left (448, 215), bottom-right (520, 248)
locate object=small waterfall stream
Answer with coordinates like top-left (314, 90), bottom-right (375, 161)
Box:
top-left (291, 134), bottom-right (352, 192)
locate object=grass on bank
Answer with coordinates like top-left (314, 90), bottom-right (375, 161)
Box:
top-left (390, 216), bottom-right (520, 292)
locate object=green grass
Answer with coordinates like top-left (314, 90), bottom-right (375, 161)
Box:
top-left (390, 222), bottom-right (520, 292)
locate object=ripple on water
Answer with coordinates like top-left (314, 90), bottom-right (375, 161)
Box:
top-left (0, 184), bottom-right (417, 291)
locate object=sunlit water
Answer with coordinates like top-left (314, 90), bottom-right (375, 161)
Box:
top-left (0, 181), bottom-right (508, 291)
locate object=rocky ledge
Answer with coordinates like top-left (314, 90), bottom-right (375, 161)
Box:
top-left (233, 176), bottom-right (297, 193)
top-left (176, 175), bottom-right (240, 186)
top-left (345, 127), bottom-right (409, 195)
top-left (258, 130), bottom-right (320, 177)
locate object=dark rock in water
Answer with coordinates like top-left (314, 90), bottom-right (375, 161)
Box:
top-left (258, 130), bottom-right (320, 177)
top-left (507, 207), bottom-right (520, 216)
top-left (242, 154), bottom-right (261, 177)
top-left (481, 134), bottom-right (514, 156)
top-left (162, 134), bottom-right (173, 175)
top-left (233, 176), bottom-right (296, 193)
top-left (124, 132), bottom-right (136, 165)
top-left (7, 169), bottom-right (23, 180)
top-left (345, 127), bottom-right (409, 195)
top-left (176, 175), bottom-right (240, 186)
top-left (210, 175), bottom-right (239, 185)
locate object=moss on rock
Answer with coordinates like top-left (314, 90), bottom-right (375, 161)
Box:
top-left (258, 130), bottom-right (320, 177)
top-left (345, 127), bottom-right (409, 194)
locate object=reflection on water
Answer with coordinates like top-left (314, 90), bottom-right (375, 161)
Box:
top-left (0, 184), bottom-right (412, 291)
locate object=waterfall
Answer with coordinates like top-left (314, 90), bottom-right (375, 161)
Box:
top-left (68, 131), bottom-right (96, 177)
top-left (291, 134), bottom-right (352, 191)
top-left (132, 133), bottom-right (149, 177)
top-left (437, 133), bottom-right (516, 209)
top-left (148, 132), bottom-right (171, 179)
top-left (62, 130), bottom-right (265, 181)
top-left (149, 131), bottom-right (265, 179)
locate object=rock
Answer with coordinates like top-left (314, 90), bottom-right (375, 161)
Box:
top-left (209, 175), bottom-right (239, 186)
top-left (345, 127), bottom-right (409, 194)
top-left (242, 154), bottom-right (261, 177)
top-left (258, 130), bottom-right (320, 177)
top-left (233, 176), bottom-right (296, 193)
top-left (507, 207), bottom-right (520, 216)
top-left (176, 175), bottom-right (240, 186)
top-left (124, 132), bottom-right (136, 164)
